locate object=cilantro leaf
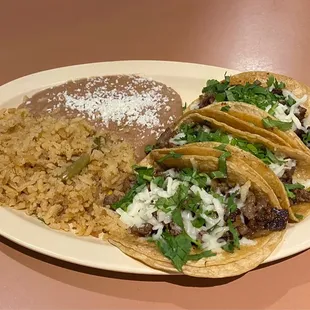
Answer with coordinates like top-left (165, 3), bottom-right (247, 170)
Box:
top-left (187, 250), bottom-right (216, 261)
top-left (267, 103), bottom-right (278, 116)
top-left (210, 171), bottom-right (227, 179)
top-left (225, 90), bottom-right (235, 101)
top-left (267, 76), bottom-right (275, 87)
top-left (302, 131), bottom-right (310, 145)
top-left (216, 93), bottom-right (226, 102)
top-left (210, 151), bottom-right (231, 179)
top-left (214, 144), bottom-right (228, 151)
top-left (227, 194), bottom-right (238, 213)
top-left (262, 117), bottom-right (293, 131)
top-left (294, 213), bottom-right (304, 221)
top-left (145, 145), bottom-right (153, 154)
top-left (178, 168), bottom-right (210, 187)
top-left (156, 232), bottom-right (192, 271)
top-left (286, 96), bottom-right (296, 107)
top-left (218, 151), bottom-right (231, 174)
top-left (220, 105), bottom-right (231, 112)
top-left (111, 183), bottom-right (146, 211)
top-left (191, 217), bottom-right (205, 228)
top-left (153, 176), bottom-right (165, 187)
top-left (133, 166), bottom-right (154, 183)
top-left (172, 208), bottom-right (184, 229)
top-left (157, 151), bottom-right (182, 163)
top-left (227, 219), bottom-right (240, 249)
top-left (222, 242), bottom-right (235, 253)
top-left (284, 183), bottom-right (305, 199)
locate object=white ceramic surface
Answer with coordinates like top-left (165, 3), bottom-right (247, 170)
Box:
top-left (0, 60), bottom-right (308, 274)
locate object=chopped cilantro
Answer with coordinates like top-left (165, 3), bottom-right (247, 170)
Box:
top-left (178, 123), bottom-right (231, 144)
top-left (228, 219), bottom-right (240, 249)
top-left (267, 76), bottom-right (275, 87)
top-left (284, 183), bottom-right (305, 199)
top-left (286, 96), bottom-right (296, 107)
top-left (216, 93), bottom-right (226, 102)
top-left (302, 131), bottom-right (310, 145)
top-left (183, 192), bottom-right (202, 213)
top-left (230, 137), bottom-right (282, 165)
top-left (210, 151), bottom-right (231, 179)
top-left (171, 208), bottom-right (184, 229)
top-left (156, 232), bottom-right (216, 271)
top-left (157, 151), bottom-right (182, 163)
top-left (294, 213), bottom-right (304, 221)
top-left (156, 232), bottom-right (192, 271)
top-left (222, 242), bottom-right (235, 253)
top-left (145, 145), bottom-right (153, 154)
top-left (153, 176), bottom-right (165, 187)
top-left (187, 250), bottom-right (216, 261)
top-left (210, 171), bottom-right (227, 179)
top-left (214, 143), bottom-right (228, 151)
top-left (227, 194), bottom-right (238, 213)
top-left (191, 217), bottom-right (205, 228)
top-left (111, 165), bottom-right (155, 211)
top-left (182, 102), bottom-right (187, 111)
top-left (262, 117), bottom-right (293, 131)
top-left (133, 166), bottom-right (154, 183)
top-left (221, 105), bottom-right (231, 112)
top-left (200, 75), bottom-right (298, 129)
top-left (111, 183), bottom-right (146, 211)
top-left (178, 168), bottom-right (210, 187)
top-left (225, 90), bottom-right (235, 101)
top-left (222, 220), bottom-right (240, 253)
top-left (267, 102), bottom-right (278, 116)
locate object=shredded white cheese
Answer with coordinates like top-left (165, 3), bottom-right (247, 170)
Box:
top-left (267, 89), bottom-right (308, 132)
top-left (268, 158), bottom-right (296, 178)
top-left (292, 178), bottom-right (310, 189)
top-left (239, 237), bottom-right (257, 246)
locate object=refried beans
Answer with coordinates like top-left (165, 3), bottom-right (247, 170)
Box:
top-left (19, 75), bottom-right (183, 160)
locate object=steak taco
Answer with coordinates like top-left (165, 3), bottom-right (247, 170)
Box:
top-left (102, 147), bottom-right (287, 278)
top-left (149, 112), bottom-right (310, 221)
top-left (187, 71), bottom-right (310, 155)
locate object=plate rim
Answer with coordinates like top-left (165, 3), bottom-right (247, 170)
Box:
top-left (0, 60), bottom-right (309, 275)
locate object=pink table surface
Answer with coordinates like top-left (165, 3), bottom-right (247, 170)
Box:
top-left (1, 0), bottom-right (310, 309)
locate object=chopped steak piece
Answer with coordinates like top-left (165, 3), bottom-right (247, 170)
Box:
top-left (211, 180), bottom-right (234, 194)
top-left (225, 209), bottom-right (241, 222)
top-left (295, 106), bottom-right (307, 122)
top-left (271, 88), bottom-right (283, 95)
top-left (279, 166), bottom-right (296, 184)
top-left (232, 214), bottom-right (251, 237)
top-left (155, 127), bottom-right (176, 148)
top-left (293, 188), bottom-right (310, 203)
top-left (167, 222), bottom-right (182, 236)
top-left (247, 207), bottom-right (288, 233)
top-left (295, 128), bottom-right (305, 139)
top-left (242, 191), bottom-right (256, 219)
top-left (130, 223), bottom-right (153, 237)
top-left (237, 224), bottom-right (251, 237)
top-left (103, 193), bottom-right (122, 206)
top-left (198, 94), bottom-right (215, 108)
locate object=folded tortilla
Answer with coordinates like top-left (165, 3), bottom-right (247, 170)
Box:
top-left (187, 71), bottom-right (310, 156)
top-left (153, 112), bottom-right (310, 221)
top-left (102, 148), bottom-right (286, 278)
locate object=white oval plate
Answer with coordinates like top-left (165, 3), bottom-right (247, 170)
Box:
top-left (0, 60), bottom-right (309, 275)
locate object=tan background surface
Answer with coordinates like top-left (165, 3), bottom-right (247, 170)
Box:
top-left (1, 0), bottom-right (310, 309)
